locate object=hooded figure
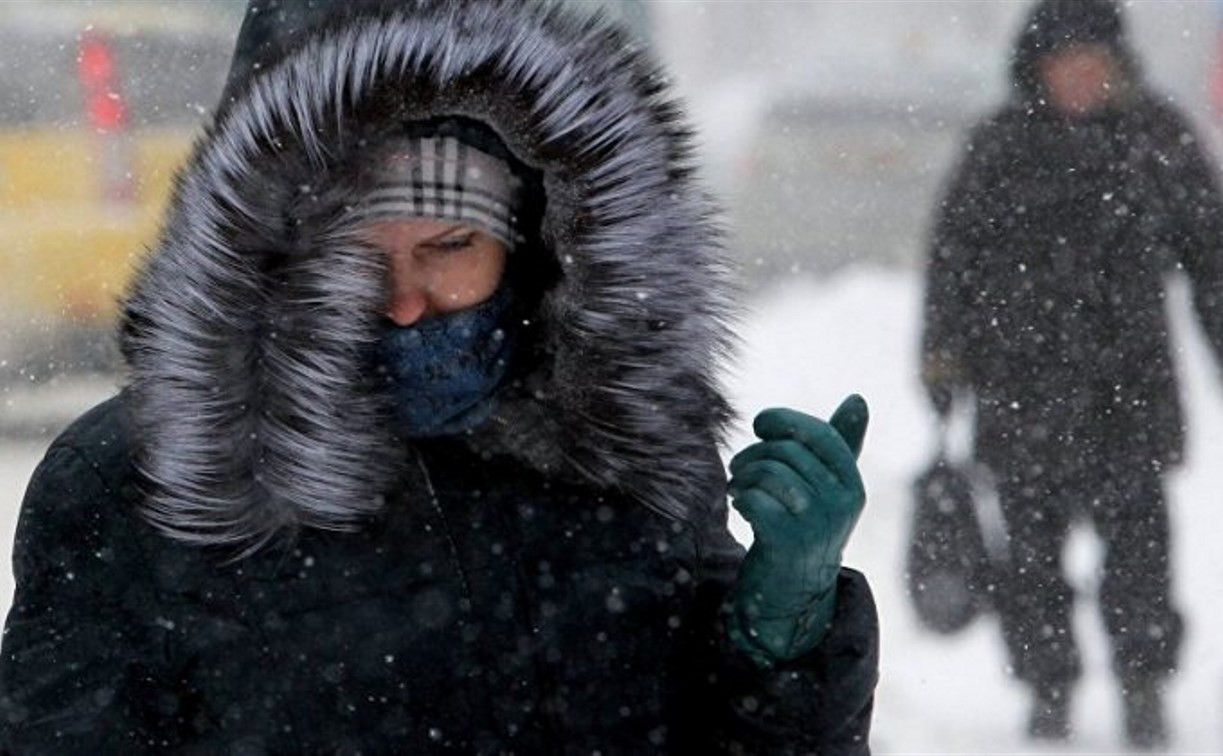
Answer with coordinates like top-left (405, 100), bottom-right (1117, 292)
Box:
top-left (921, 0), bottom-right (1223, 747)
top-left (0, 2), bottom-right (878, 754)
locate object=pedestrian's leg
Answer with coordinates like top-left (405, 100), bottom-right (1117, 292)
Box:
top-left (1093, 465), bottom-right (1181, 748)
top-left (994, 464), bottom-right (1079, 740)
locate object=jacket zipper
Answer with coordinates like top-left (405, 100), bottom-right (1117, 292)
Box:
top-left (411, 449), bottom-right (474, 611)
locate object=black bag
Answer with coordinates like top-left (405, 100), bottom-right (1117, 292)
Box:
top-left (906, 455), bottom-right (995, 634)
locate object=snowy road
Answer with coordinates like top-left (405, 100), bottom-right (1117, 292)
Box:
top-left (3, 266), bottom-right (1222, 753)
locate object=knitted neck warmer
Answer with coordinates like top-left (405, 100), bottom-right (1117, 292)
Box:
top-left (374, 285), bottom-right (516, 439)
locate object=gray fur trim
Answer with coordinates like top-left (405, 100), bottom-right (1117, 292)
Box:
top-left (120, 0), bottom-right (738, 549)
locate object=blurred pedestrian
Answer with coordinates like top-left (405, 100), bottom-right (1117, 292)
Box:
top-left (921, 0), bottom-right (1223, 747)
top-left (0, 1), bottom-right (878, 753)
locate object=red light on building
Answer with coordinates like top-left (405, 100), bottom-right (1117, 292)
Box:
top-left (77, 30), bottom-right (134, 203)
top-left (78, 35), bottom-right (116, 87)
top-left (77, 32), bottom-right (127, 132)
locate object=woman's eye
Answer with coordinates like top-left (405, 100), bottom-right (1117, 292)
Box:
top-left (427, 233), bottom-right (476, 252)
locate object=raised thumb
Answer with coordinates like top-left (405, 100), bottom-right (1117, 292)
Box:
top-left (829, 394), bottom-right (869, 459)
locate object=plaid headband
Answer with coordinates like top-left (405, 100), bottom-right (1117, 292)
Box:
top-left (352, 135), bottom-right (525, 248)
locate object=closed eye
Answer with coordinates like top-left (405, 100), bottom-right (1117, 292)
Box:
top-left (424, 232), bottom-right (476, 253)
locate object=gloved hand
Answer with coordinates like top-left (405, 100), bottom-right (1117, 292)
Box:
top-left (725, 395), bottom-right (868, 668)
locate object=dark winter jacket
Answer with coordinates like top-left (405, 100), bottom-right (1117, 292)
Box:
top-left (922, 0), bottom-right (1223, 469)
top-left (0, 2), bottom-right (878, 754)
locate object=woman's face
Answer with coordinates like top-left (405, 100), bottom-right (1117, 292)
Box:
top-left (1038, 43), bottom-right (1120, 117)
top-left (363, 218), bottom-right (507, 326)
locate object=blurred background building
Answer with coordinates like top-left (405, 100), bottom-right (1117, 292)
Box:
top-left (655, 1), bottom-right (1223, 279)
top-left (1, 0), bottom-right (1220, 436)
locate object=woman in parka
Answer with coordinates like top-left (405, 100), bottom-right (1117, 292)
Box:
top-left (922, 0), bottom-right (1223, 747)
top-left (0, 1), bottom-right (878, 754)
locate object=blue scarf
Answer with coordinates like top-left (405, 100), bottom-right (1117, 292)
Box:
top-left (373, 286), bottom-right (515, 439)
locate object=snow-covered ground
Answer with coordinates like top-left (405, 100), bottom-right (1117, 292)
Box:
top-left (3, 266), bottom-right (1223, 753)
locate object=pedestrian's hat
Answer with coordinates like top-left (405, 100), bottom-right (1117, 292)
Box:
top-left (1024, 0), bottom-right (1124, 56)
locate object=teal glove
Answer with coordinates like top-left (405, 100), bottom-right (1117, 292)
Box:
top-left (725, 395), bottom-right (869, 668)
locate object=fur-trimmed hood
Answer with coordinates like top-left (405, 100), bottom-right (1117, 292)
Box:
top-left (119, 0), bottom-right (736, 551)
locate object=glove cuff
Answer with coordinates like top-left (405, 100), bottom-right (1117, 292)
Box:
top-left (724, 582), bottom-right (838, 669)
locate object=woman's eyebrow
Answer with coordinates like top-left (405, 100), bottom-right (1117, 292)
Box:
top-left (423, 224), bottom-right (471, 242)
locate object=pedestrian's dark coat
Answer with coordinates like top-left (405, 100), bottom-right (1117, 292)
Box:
top-left (0, 2), bottom-right (878, 754)
top-left (919, 0), bottom-right (1205, 707)
top-left (922, 1), bottom-right (1223, 471)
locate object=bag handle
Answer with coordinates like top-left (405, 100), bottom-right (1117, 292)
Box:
top-left (933, 408), bottom-right (953, 462)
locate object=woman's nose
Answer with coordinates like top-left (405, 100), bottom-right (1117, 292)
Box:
top-left (385, 254), bottom-right (431, 326)
top-left (386, 289), bottom-right (429, 326)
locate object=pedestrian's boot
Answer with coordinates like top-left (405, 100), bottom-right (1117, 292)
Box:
top-left (1027, 684), bottom-right (1071, 741)
top-left (1121, 678), bottom-right (1168, 750)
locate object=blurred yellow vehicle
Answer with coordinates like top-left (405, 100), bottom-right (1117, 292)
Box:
top-left (0, 4), bottom-right (238, 379)
top-left (0, 128), bottom-right (187, 329)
